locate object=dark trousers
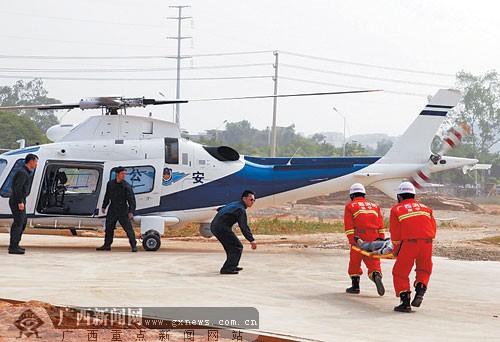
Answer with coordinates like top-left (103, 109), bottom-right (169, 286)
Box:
top-left (9, 201), bottom-right (27, 248)
top-left (211, 225), bottom-right (243, 271)
top-left (103, 212), bottom-right (137, 248)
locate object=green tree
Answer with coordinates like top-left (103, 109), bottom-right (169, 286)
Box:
top-left (200, 120), bottom-right (344, 157)
top-left (0, 79), bottom-right (60, 132)
top-left (344, 141), bottom-right (366, 156)
top-left (436, 71), bottom-right (500, 190)
top-left (311, 133), bottom-right (326, 143)
top-left (0, 112), bottom-right (48, 149)
top-left (453, 71), bottom-right (500, 160)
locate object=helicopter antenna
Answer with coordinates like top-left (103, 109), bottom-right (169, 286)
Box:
top-left (286, 146), bottom-right (302, 165)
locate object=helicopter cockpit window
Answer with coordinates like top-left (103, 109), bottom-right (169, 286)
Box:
top-left (0, 159), bottom-right (34, 198)
top-left (0, 159), bottom-right (7, 178)
top-left (110, 166), bottom-right (155, 194)
top-left (164, 138), bottom-right (179, 164)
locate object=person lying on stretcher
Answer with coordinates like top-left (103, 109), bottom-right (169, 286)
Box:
top-left (354, 236), bottom-right (394, 255)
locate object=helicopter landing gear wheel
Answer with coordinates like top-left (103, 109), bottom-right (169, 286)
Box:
top-left (142, 230), bottom-right (161, 251)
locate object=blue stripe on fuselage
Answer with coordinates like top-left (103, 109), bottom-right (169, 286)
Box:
top-left (4, 146), bottom-right (40, 156)
top-left (135, 156), bottom-right (381, 214)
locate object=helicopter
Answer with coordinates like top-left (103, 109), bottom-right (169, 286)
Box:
top-left (0, 89), bottom-right (478, 251)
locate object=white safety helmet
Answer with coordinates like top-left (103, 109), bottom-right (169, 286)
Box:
top-left (397, 181), bottom-right (416, 195)
top-left (349, 183), bottom-right (366, 195)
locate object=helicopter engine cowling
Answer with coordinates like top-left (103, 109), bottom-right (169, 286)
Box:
top-left (46, 124), bottom-right (76, 142)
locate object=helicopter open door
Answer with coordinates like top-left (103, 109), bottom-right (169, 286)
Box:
top-left (36, 161), bottom-right (104, 216)
top-left (102, 159), bottom-right (163, 212)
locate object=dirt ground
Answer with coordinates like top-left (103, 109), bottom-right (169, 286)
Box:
top-left (250, 193), bottom-right (500, 262)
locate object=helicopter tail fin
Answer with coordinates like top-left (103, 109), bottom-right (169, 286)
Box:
top-left (378, 89), bottom-right (461, 165)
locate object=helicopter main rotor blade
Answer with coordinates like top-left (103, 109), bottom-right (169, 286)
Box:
top-left (190, 89), bottom-right (381, 102)
top-left (0, 98), bottom-right (188, 111)
top-left (0, 103), bottom-right (80, 111)
top-left (0, 90), bottom-right (376, 111)
top-left (142, 99), bottom-right (188, 105)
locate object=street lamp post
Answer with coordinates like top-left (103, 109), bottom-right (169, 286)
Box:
top-left (333, 107), bottom-right (346, 157)
top-left (215, 120), bottom-right (227, 141)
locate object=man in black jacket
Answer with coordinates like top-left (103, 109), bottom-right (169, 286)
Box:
top-left (8, 153), bottom-right (38, 254)
top-left (97, 167), bottom-right (138, 252)
top-left (210, 190), bottom-right (258, 274)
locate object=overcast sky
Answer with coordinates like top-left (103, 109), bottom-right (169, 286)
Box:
top-left (1, 0), bottom-right (499, 138)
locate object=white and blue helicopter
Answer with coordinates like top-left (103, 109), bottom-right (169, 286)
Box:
top-left (0, 89), bottom-right (477, 251)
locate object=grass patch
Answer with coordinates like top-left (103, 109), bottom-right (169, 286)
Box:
top-left (154, 218), bottom-right (345, 238)
top-left (250, 217), bottom-right (344, 235)
top-left (477, 236), bottom-right (500, 245)
top-left (163, 224), bottom-right (199, 238)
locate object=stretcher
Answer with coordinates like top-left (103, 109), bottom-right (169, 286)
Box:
top-left (351, 245), bottom-right (396, 259)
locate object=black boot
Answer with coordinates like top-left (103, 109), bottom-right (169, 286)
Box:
top-left (8, 245), bottom-right (25, 254)
top-left (411, 282), bottom-right (427, 307)
top-left (371, 271), bottom-right (385, 296)
top-left (394, 291), bottom-right (412, 313)
top-left (346, 276), bottom-right (360, 294)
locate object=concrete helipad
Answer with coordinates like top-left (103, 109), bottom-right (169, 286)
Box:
top-left (0, 234), bottom-right (499, 341)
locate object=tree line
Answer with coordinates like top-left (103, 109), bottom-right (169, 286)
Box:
top-left (0, 79), bottom-right (59, 149)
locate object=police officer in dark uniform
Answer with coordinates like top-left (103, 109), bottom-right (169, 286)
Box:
top-left (8, 153), bottom-right (38, 254)
top-left (210, 190), bottom-right (258, 274)
top-left (97, 167), bottom-right (138, 252)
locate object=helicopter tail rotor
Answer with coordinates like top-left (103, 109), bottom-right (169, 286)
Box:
top-left (409, 122), bottom-right (471, 189)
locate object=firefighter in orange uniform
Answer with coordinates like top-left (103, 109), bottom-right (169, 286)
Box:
top-left (390, 181), bottom-right (436, 312)
top-left (344, 183), bottom-right (385, 296)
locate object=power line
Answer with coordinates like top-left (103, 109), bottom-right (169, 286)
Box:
top-left (280, 76), bottom-right (431, 97)
top-left (0, 75), bottom-right (271, 81)
top-left (0, 34), bottom-right (163, 50)
top-left (280, 76), bottom-right (367, 90)
top-left (0, 51), bottom-right (273, 60)
top-left (0, 54), bottom-right (166, 60)
top-left (0, 63), bottom-right (271, 73)
top-left (169, 51), bottom-right (273, 57)
top-left (279, 50), bottom-right (455, 77)
top-left (0, 9), bottom-right (165, 29)
top-left (281, 63), bottom-right (454, 88)
top-left (0, 49), bottom-right (457, 93)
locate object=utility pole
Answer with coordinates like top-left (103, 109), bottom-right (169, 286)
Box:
top-left (271, 51), bottom-right (279, 157)
top-left (167, 5), bottom-right (191, 125)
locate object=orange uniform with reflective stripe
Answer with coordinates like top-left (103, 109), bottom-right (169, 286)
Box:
top-left (344, 197), bottom-right (385, 278)
top-left (390, 198), bottom-right (436, 295)
top-left (390, 199), bottom-right (435, 243)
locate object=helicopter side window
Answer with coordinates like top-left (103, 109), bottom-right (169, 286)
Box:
top-left (110, 166), bottom-right (155, 194)
top-left (0, 159), bottom-right (34, 198)
top-left (164, 138), bottom-right (179, 164)
top-left (0, 159), bottom-right (7, 178)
